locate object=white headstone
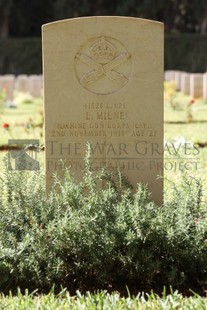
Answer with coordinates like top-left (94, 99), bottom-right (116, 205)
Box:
top-left (203, 73), bottom-right (207, 102)
top-left (28, 75), bottom-right (43, 97)
top-left (0, 75), bottom-right (15, 100)
top-left (42, 17), bottom-right (164, 205)
top-left (181, 73), bottom-right (190, 95)
top-left (174, 71), bottom-right (183, 91)
top-left (15, 75), bottom-right (29, 93)
top-left (190, 74), bottom-right (203, 98)
top-left (164, 71), bottom-right (171, 81)
top-left (168, 70), bottom-right (175, 82)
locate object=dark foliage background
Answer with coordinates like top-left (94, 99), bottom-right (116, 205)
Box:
top-left (0, 0), bottom-right (207, 39)
top-left (0, 1), bottom-right (207, 74)
top-left (0, 35), bottom-right (207, 74)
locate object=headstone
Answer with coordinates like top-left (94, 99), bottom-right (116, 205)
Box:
top-left (203, 72), bottom-right (207, 102)
top-left (0, 74), bottom-right (15, 100)
top-left (190, 73), bottom-right (203, 98)
top-left (15, 75), bottom-right (29, 93)
top-left (42, 17), bottom-right (164, 204)
top-left (169, 70), bottom-right (175, 82)
top-left (181, 73), bottom-right (190, 95)
top-left (174, 71), bottom-right (182, 91)
top-left (28, 75), bottom-right (43, 97)
top-left (0, 75), bottom-right (3, 89)
top-left (164, 71), bottom-right (171, 81)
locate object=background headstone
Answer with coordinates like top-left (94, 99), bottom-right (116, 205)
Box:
top-left (28, 75), bottom-right (43, 97)
top-left (0, 74), bottom-right (15, 100)
top-left (203, 72), bottom-right (207, 102)
top-left (181, 73), bottom-right (190, 95)
top-left (15, 75), bottom-right (29, 93)
top-left (42, 17), bottom-right (164, 204)
top-left (164, 70), bottom-right (171, 81)
top-left (169, 70), bottom-right (175, 82)
top-left (174, 71), bottom-right (182, 90)
top-left (190, 73), bottom-right (203, 98)
top-left (0, 76), bottom-right (3, 90)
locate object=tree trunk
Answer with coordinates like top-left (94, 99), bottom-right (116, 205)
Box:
top-left (201, 10), bottom-right (207, 34)
top-left (0, 11), bottom-right (9, 39)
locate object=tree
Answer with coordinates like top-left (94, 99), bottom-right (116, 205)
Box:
top-left (0, 0), bottom-right (14, 39)
top-left (52, 0), bottom-right (117, 19)
top-left (2, 0), bottom-right (207, 37)
top-left (9, 0), bottom-right (54, 37)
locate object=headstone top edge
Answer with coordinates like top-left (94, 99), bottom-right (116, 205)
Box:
top-left (42, 16), bottom-right (164, 31)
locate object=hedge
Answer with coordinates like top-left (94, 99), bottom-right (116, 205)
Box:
top-left (0, 38), bottom-right (42, 75)
top-left (0, 34), bottom-right (207, 74)
top-left (165, 34), bottom-right (207, 73)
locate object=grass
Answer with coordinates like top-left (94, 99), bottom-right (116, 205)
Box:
top-left (0, 94), bottom-right (43, 146)
top-left (0, 291), bottom-right (207, 310)
top-left (164, 90), bottom-right (207, 142)
top-left (165, 122), bottom-right (207, 144)
top-left (0, 93), bottom-right (44, 172)
top-left (163, 90), bottom-right (207, 199)
top-left (0, 289), bottom-right (206, 309)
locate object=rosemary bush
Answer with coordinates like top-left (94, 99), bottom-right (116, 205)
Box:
top-left (0, 152), bottom-right (206, 294)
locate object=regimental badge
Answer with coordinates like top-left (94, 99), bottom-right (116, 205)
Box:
top-left (75, 36), bottom-right (132, 95)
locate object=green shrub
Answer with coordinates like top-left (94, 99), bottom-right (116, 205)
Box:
top-left (0, 151), bottom-right (206, 294)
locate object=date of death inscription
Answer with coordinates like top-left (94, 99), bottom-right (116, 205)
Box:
top-left (51, 101), bottom-right (157, 138)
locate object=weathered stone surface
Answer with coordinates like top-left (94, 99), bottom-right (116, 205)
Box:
top-left (42, 17), bottom-right (164, 204)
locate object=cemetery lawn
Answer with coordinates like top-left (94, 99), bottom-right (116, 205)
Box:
top-left (0, 97), bottom-right (43, 146)
top-left (0, 290), bottom-right (206, 309)
top-left (0, 96), bottom-right (44, 171)
top-left (164, 93), bottom-right (207, 198)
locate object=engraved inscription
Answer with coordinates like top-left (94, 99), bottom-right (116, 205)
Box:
top-left (51, 100), bottom-right (157, 139)
top-left (75, 36), bottom-right (132, 95)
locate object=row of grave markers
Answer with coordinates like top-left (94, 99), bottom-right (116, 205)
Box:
top-left (1, 71), bottom-right (206, 101)
top-left (0, 75), bottom-right (42, 99)
top-left (165, 70), bottom-right (207, 101)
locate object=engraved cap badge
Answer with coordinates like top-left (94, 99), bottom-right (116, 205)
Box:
top-left (75, 36), bottom-right (132, 95)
